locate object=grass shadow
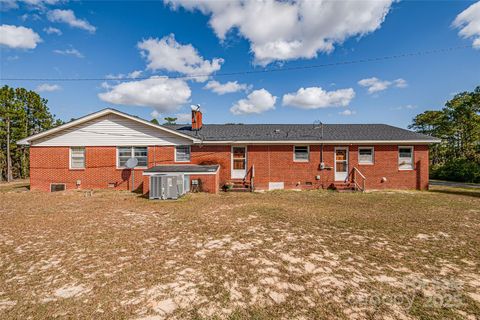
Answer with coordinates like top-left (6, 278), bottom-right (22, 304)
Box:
top-left (429, 188), bottom-right (480, 198)
top-left (0, 182), bottom-right (30, 193)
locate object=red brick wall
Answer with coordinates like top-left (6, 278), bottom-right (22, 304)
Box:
top-left (30, 146), bottom-right (145, 192)
top-left (148, 145), bottom-right (231, 185)
top-left (348, 145), bottom-right (429, 190)
top-left (246, 144), bottom-right (429, 190)
top-left (30, 144), bottom-right (429, 192)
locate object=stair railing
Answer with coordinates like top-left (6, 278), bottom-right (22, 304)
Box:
top-left (249, 165), bottom-right (255, 191)
top-left (349, 167), bottom-right (366, 192)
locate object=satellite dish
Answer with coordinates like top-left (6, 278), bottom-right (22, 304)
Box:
top-left (125, 157), bottom-right (138, 169)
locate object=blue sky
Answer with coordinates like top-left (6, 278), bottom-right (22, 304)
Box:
top-left (1, 0), bottom-right (479, 128)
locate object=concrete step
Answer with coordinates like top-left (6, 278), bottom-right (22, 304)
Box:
top-left (332, 182), bottom-right (357, 192)
top-left (227, 188), bottom-right (251, 192)
top-left (225, 180), bottom-right (252, 192)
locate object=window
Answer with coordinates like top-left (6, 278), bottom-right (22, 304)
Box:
top-left (358, 147), bottom-right (374, 164)
top-left (294, 146), bottom-right (309, 162)
top-left (117, 146), bottom-right (148, 168)
top-left (70, 147), bottom-right (85, 169)
top-left (398, 146), bottom-right (414, 170)
top-left (175, 146), bottom-right (191, 162)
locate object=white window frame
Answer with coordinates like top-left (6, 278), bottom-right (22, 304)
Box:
top-left (116, 146), bottom-right (148, 169)
top-left (175, 145), bottom-right (191, 163)
top-left (293, 145), bottom-right (310, 162)
top-left (69, 147), bottom-right (85, 170)
top-left (398, 146), bottom-right (414, 170)
top-left (358, 147), bottom-right (374, 165)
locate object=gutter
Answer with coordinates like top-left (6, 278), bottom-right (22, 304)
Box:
top-left (197, 139), bottom-right (441, 145)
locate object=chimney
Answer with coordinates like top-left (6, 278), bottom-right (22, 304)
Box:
top-left (191, 105), bottom-right (203, 130)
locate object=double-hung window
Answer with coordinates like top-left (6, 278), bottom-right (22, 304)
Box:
top-left (398, 146), bottom-right (414, 170)
top-left (175, 146), bottom-right (191, 162)
top-left (70, 147), bottom-right (85, 169)
top-left (358, 147), bottom-right (374, 164)
top-left (117, 146), bottom-right (148, 168)
top-left (294, 146), bottom-right (309, 162)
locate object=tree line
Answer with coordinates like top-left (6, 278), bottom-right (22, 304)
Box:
top-left (0, 85), bottom-right (62, 182)
top-left (409, 86), bottom-right (480, 182)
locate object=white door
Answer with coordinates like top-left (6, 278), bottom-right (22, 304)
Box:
top-left (335, 147), bottom-right (348, 181)
top-left (232, 146), bottom-right (247, 179)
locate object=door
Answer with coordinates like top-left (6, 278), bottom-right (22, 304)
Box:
top-left (335, 147), bottom-right (348, 181)
top-left (232, 146), bottom-right (247, 179)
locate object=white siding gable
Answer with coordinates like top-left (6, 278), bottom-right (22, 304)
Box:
top-left (33, 114), bottom-right (192, 146)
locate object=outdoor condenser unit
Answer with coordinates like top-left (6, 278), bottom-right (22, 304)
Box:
top-left (149, 174), bottom-right (189, 200)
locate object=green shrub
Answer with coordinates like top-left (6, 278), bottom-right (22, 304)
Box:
top-left (431, 158), bottom-right (480, 183)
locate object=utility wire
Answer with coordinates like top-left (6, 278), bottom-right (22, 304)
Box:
top-left (0, 45), bottom-right (472, 82)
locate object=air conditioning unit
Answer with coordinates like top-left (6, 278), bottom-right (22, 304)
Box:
top-left (149, 174), bottom-right (190, 200)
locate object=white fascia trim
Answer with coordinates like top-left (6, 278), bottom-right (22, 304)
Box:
top-left (142, 171), bottom-right (218, 176)
top-left (17, 108), bottom-right (200, 145)
top-left (199, 139), bottom-right (441, 145)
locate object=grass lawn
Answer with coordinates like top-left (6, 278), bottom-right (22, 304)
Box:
top-left (0, 185), bottom-right (479, 319)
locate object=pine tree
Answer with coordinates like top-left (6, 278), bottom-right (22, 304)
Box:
top-left (0, 85), bottom-right (61, 181)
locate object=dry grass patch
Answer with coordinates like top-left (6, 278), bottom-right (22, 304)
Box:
top-left (0, 186), bottom-right (479, 319)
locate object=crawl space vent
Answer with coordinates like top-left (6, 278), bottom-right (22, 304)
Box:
top-left (50, 184), bottom-right (66, 192)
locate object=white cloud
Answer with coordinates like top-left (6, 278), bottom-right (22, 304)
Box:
top-left (282, 87), bottom-right (355, 109)
top-left (453, 1), bottom-right (480, 49)
top-left (105, 70), bottom-right (143, 80)
top-left (339, 109), bottom-right (356, 116)
top-left (174, 113), bottom-right (191, 123)
top-left (393, 78), bottom-right (407, 88)
top-left (98, 76), bottom-right (191, 113)
top-left (358, 77), bottom-right (407, 94)
top-left (0, 0), bottom-right (18, 10)
top-left (165, 0), bottom-right (394, 65)
top-left (53, 48), bottom-right (84, 58)
top-left (230, 88), bottom-right (276, 115)
top-left (150, 110), bottom-right (160, 119)
top-left (35, 83), bottom-right (61, 92)
top-left (128, 70), bottom-right (143, 79)
top-left (137, 34), bottom-right (224, 82)
top-left (2, 0), bottom-right (61, 10)
top-left (393, 104), bottom-right (417, 110)
top-left (0, 24), bottom-right (41, 49)
top-left (47, 9), bottom-right (96, 33)
top-left (44, 26), bottom-right (62, 35)
top-left (358, 77), bottom-right (390, 94)
top-left (204, 80), bottom-right (250, 95)
top-left (22, 0), bottom-right (60, 4)
top-left (21, 13), bottom-right (41, 21)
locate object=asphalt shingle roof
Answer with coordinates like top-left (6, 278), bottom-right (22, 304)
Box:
top-left (165, 124), bottom-right (439, 142)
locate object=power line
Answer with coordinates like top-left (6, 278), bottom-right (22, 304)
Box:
top-left (0, 45), bottom-right (472, 82)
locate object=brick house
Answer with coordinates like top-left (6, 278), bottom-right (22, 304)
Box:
top-left (18, 108), bottom-right (440, 194)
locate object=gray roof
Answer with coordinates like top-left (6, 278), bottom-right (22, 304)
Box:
top-left (144, 164), bottom-right (219, 173)
top-left (165, 124), bottom-right (439, 142)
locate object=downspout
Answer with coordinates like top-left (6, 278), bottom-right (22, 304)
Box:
top-left (320, 122), bottom-right (325, 168)
top-left (268, 145), bottom-right (271, 183)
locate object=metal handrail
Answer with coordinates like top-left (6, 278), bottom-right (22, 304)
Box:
top-left (250, 165), bottom-right (255, 191)
top-left (349, 167), bottom-right (366, 192)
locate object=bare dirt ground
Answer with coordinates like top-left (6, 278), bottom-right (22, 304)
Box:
top-left (0, 185), bottom-right (479, 319)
